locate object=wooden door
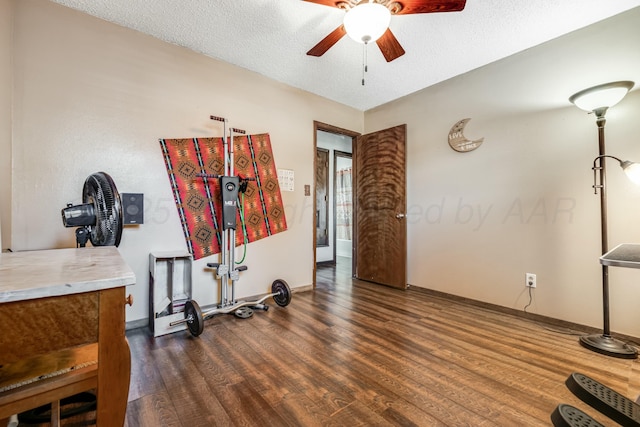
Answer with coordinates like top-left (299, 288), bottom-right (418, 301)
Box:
top-left (354, 124), bottom-right (407, 289)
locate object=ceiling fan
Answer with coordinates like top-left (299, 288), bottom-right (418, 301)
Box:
top-left (304, 0), bottom-right (467, 62)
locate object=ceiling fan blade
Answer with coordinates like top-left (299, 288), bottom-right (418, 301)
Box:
top-left (302, 0), bottom-right (352, 8)
top-left (392, 0), bottom-right (466, 15)
top-left (307, 25), bottom-right (347, 57)
top-left (376, 29), bottom-right (405, 62)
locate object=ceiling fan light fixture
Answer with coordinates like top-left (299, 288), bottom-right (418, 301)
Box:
top-left (343, 2), bottom-right (391, 44)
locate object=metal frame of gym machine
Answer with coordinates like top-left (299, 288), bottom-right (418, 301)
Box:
top-left (170, 115), bottom-right (292, 337)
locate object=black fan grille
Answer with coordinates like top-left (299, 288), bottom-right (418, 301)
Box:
top-left (82, 172), bottom-right (123, 246)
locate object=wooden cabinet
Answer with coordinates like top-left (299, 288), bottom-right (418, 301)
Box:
top-left (0, 247), bottom-right (135, 425)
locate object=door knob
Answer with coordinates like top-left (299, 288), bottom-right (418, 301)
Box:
top-left (395, 213), bottom-right (406, 219)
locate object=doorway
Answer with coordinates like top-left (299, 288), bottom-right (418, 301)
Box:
top-left (315, 130), bottom-right (353, 272)
top-left (313, 121), bottom-right (407, 289)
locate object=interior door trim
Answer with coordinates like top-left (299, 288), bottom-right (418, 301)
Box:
top-left (313, 121), bottom-right (360, 287)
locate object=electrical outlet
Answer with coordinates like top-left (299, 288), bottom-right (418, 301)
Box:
top-left (525, 273), bottom-right (536, 288)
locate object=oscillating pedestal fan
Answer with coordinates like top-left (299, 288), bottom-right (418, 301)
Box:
top-left (61, 172), bottom-right (123, 247)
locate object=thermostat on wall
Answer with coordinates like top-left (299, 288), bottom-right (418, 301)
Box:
top-left (278, 169), bottom-right (294, 192)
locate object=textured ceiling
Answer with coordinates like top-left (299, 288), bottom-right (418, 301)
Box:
top-left (49, 0), bottom-right (640, 111)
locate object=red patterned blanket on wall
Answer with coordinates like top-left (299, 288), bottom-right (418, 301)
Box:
top-left (159, 134), bottom-right (287, 260)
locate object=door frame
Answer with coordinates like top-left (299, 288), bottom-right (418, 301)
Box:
top-left (313, 121), bottom-right (360, 287)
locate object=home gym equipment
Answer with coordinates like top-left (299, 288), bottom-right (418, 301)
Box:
top-left (550, 404), bottom-right (604, 427)
top-left (61, 172), bottom-right (123, 247)
top-left (551, 372), bottom-right (640, 427)
top-left (566, 372), bottom-right (640, 426)
top-left (160, 133), bottom-right (287, 260)
top-left (170, 116), bottom-right (292, 337)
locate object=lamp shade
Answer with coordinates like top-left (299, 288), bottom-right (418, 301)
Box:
top-left (569, 81), bottom-right (634, 112)
top-left (343, 2), bottom-right (391, 44)
top-left (621, 161), bottom-right (640, 185)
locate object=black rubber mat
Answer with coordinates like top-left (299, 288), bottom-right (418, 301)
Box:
top-left (566, 372), bottom-right (640, 427)
top-left (551, 404), bottom-right (604, 427)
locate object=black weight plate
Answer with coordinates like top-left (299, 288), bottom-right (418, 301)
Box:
top-left (272, 279), bottom-right (292, 307)
top-left (185, 300), bottom-right (204, 337)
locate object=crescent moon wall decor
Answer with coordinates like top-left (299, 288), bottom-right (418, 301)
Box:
top-left (448, 118), bottom-right (484, 152)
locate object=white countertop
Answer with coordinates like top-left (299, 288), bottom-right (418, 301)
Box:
top-left (0, 247), bottom-right (135, 303)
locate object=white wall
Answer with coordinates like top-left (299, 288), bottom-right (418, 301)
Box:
top-left (7, 0), bottom-right (363, 324)
top-left (6, 0), bottom-right (640, 338)
top-left (316, 130), bottom-right (352, 263)
top-left (365, 8), bottom-right (640, 336)
top-left (0, 0), bottom-right (11, 251)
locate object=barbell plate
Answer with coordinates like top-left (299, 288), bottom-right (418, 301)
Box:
top-left (185, 300), bottom-right (204, 337)
top-left (234, 306), bottom-right (254, 319)
top-left (271, 279), bottom-right (292, 307)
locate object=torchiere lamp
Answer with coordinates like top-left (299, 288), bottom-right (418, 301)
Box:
top-left (569, 80), bottom-right (637, 358)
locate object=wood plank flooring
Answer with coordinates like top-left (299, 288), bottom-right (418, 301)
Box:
top-left (120, 260), bottom-right (640, 426)
top-left (17, 259), bottom-right (639, 425)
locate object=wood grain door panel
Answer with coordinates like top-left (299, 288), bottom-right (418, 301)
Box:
top-left (354, 124), bottom-right (407, 289)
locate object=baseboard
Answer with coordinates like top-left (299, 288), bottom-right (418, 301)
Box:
top-left (292, 284), bottom-right (314, 293)
top-left (126, 318), bottom-right (148, 331)
top-left (408, 285), bottom-right (640, 343)
top-left (128, 283), bottom-right (639, 343)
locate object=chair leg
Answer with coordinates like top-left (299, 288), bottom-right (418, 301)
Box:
top-left (51, 400), bottom-right (60, 427)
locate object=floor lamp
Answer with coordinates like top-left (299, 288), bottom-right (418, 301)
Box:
top-left (569, 80), bottom-right (637, 358)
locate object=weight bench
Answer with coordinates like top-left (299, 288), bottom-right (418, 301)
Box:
top-left (551, 372), bottom-right (640, 426)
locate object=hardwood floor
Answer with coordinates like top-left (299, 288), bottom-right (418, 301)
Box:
top-left (119, 259), bottom-right (640, 426)
top-left (21, 259), bottom-right (637, 426)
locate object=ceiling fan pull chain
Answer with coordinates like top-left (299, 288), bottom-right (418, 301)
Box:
top-left (362, 42), bottom-right (368, 86)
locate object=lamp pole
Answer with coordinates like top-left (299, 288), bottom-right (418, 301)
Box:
top-left (579, 109), bottom-right (637, 358)
top-left (595, 108), bottom-right (610, 336)
top-left (569, 80), bottom-right (636, 358)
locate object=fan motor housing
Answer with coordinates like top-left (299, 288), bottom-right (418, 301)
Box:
top-left (61, 203), bottom-right (96, 227)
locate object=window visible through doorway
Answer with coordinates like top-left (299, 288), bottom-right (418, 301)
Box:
top-left (335, 151), bottom-right (352, 257)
